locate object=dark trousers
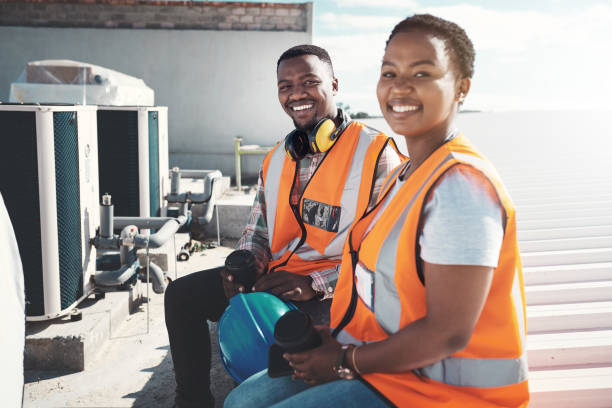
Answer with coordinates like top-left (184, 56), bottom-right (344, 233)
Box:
top-left (164, 267), bottom-right (331, 408)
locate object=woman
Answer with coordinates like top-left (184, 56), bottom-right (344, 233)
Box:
top-left (224, 14), bottom-right (529, 408)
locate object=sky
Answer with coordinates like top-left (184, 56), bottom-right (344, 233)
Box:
top-left (233, 0), bottom-right (612, 114)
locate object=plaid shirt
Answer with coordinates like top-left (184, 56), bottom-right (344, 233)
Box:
top-left (236, 132), bottom-right (401, 299)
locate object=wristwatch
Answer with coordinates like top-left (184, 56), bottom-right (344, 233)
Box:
top-left (334, 345), bottom-right (356, 380)
top-left (308, 276), bottom-right (326, 299)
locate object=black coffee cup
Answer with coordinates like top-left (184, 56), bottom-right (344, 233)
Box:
top-left (224, 249), bottom-right (256, 291)
top-left (268, 310), bottom-right (322, 377)
top-left (274, 310), bottom-right (322, 353)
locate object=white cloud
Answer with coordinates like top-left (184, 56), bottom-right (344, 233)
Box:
top-left (315, 3), bottom-right (612, 112)
top-left (333, 0), bottom-right (418, 9)
top-left (319, 13), bottom-right (404, 31)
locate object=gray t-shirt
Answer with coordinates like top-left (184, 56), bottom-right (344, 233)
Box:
top-left (372, 164), bottom-right (504, 268)
top-left (419, 165), bottom-right (504, 267)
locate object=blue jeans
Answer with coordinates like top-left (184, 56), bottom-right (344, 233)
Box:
top-left (224, 369), bottom-right (390, 408)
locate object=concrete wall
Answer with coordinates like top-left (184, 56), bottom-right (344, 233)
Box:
top-left (0, 1), bottom-right (313, 180)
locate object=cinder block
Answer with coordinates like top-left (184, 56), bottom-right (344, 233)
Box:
top-left (246, 7), bottom-right (261, 16)
top-left (215, 6), bottom-right (232, 16)
top-left (232, 7), bottom-right (246, 15)
top-left (240, 15), bottom-right (254, 23)
top-left (275, 8), bottom-right (289, 16)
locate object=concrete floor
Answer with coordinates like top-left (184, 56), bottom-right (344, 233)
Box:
top-left (23, 234), bottom-right (238, 408)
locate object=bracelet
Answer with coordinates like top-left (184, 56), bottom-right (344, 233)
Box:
top-left (351, 345), bottom-right (362, 376)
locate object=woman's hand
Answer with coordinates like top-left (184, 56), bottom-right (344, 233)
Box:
top-left (284, 326), bottom-right (341, 386)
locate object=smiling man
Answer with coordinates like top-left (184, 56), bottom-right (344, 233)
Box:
top-left (164, 44), bottom-right (402, 408)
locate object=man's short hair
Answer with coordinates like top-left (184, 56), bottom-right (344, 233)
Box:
top-left (277, 44), bottom-right (335, 77)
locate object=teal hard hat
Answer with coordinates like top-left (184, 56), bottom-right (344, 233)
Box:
top-left (217, 292), bottom-right (295, 383)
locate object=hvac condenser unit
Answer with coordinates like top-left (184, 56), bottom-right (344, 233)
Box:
top-left (0, 104), bottom-right (99, 320)
top-left (96, 106), bottom-right (169, 217)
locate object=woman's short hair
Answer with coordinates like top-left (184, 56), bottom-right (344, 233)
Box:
top-left (386, 14), bottom-right (475, 79)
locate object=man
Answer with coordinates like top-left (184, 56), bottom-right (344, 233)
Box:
top-left (164, 44), bottom-right (402, 408)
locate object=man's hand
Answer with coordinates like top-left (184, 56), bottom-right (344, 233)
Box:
top-left (285, 326), bottom-right (341, 386)
top-left (252, 270), bottom-right (315, 301)
top-left (220, 268), bottom-right (245, 299)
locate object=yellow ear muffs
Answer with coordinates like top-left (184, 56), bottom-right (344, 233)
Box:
top-left (309, 119), bottom-right (337, 153)
top-left (284, 129), bottom-right (309, 161)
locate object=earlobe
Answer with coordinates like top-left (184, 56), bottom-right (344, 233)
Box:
top-left (455, 78), bottom-right (471, 103)
top-left (332, 77), bottom-right (339, 93)
top-left (459, 78), bottom-right (471, 98)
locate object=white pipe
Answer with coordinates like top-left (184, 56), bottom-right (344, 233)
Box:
top-left (36, 109), bottom-right (61, 316)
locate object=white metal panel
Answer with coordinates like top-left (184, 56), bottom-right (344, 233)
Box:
top-left (77, 107), bottom-right (98, 297)
top-left (36, 109), bottom-right (61, 317)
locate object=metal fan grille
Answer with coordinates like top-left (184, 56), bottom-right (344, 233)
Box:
top-left (148, 111), bottom-right (160, 217)
top-left (53, 111), bottom-right (83, 310)
top-left (0, 111), bottom-right (44, 316)
top-left (97, 110), bottom-right (140, 216)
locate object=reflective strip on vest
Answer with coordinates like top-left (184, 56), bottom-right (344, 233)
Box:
top-left (369, 150), bottom-right (528, 389)
top-left (375, 154), bottom-right (454, 333)
top-left (267, 125), bottom-right (381, 262)
top-left (265, 145), bottom-right (288, 250)
top-left (296, 126), bottom-right (379, 261)
top-left (414, 353), bottom-right (529, 388)
top-left (378, 162), bottom-right (407, 201)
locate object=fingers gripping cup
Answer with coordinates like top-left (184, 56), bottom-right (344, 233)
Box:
top-left (268, 310), bottom-right (322, 377)
top-left (225, 249), bottom-right (256, 291)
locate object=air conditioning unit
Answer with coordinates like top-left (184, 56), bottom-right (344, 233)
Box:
top-left (0, 104), bottom-right (99, 320)
top-left (96, 106), bottom-right (169, 217)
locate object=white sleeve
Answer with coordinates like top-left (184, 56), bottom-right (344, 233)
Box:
top-left (418, 165), bottom-right (504, 268)
top-left (0, 193), bottom-right (25, 407)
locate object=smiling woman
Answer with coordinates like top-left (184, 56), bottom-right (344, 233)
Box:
top-left (224, 14), bottom-right (529, 408)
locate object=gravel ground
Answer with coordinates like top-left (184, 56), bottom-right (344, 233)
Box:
top-left (23, 235), bottom-right (237, 408)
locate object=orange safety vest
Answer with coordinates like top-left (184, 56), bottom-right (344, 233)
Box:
top-left (331, 134), bottom-right (529, 407)
top-left (262, 121), bottom-right (397, 276)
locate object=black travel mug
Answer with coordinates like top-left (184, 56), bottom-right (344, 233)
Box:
top-left (224, 249), bottom-right (257, 291)
top-left (273, 310), bottom-right (322, 353)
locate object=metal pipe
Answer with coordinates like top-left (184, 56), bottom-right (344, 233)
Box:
top-left (114, 217), bottom-right (174, 230)
top-left (119, 225), bottom-right (137, 266)
top-left (133, 215), bottom-right (188, 249)
top-left (170, 167), bottom-right (181, 195)
top-left (174, 169), bottom-right (221, 179)
top-left (100, 194), bottom-right (114, 238)
top-left (93, 259), bottom-right (140, 288)
top-left (166, 170), bottom-right (222, 204)
top-left (235, 137), bottom-right (242, 191)
top-left (147, 261), bottom-right (166, 294)
top-left (197, 173), bottom-right (221, 225)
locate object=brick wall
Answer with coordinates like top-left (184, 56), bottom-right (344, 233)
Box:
top-left (0, 0), bottom-right (312, 31)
